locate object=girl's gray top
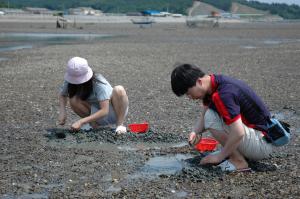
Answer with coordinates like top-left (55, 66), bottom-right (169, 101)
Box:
top-left (60, 74), bottom-right (113, 106)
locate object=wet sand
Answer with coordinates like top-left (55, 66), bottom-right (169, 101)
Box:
top-left (0, 20), bottom-right (300, 198)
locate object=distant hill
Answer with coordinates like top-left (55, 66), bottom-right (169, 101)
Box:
top-left (188, 1), bottom-right (224, 16)
top-left (236, 0), bottom-right (300, 19)
top-left (0, 0), bottom-right (299, 19)
top-left (200, 0), bottom-right (300, 19)
top-left (231, 2), bottom-right (283, 20)
top-left (231, 2), bottom-right (268, 14)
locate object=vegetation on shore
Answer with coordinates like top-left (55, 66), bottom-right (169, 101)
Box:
top-left (0, 0), bottom-right (193, 14)
top-left (0, 0), bottom-right (299, 19)
top-left (201, 0), bottom-right (300, 19)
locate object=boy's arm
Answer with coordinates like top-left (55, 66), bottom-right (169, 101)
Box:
top-left (189, 106), bottom-right (208, 145)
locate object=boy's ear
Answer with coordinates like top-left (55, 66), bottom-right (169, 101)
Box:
top-left (196, 78), bottom-right (202, 86)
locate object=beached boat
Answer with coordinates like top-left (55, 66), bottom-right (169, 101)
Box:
top-left (131, 18), bottom-right (155, 25)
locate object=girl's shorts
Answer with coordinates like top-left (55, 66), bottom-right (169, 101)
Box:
top-left (91, 103), bottom-right (128, 126)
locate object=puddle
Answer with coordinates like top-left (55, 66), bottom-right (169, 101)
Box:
top-left (174, 191), bottom-right (188, 198)
top-left (48, 141), bottom-right (122, 152)
top-left (0, 57), bottom-right (9, 61)
top-left (2, 193), bottom-right (48, 199)
top-left (105, 185), bottom-right (122, 193)
top-left (0, 32), bottom-right (122, 53)
top-left (129, 154), bottom-right (193, 179)
top-left (263, 40), bottom-right (282, 45)
top-left (0, 45), bottom-right (32, 52)
top-left (48, 139), bottom-right (188, 155)
top-left (172, 142), bottom-right (188, 148)
top-left (117, 145), bottom-right (139, 151)
top-left (127, 154), bottom-right (226, 182)
top-left (241, 45), bottom-right (257, 49)
top-left (0, 32), bottom-right (116, 42)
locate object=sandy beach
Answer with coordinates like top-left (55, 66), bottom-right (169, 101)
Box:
top-left (0, 17), bottom-right (300, 198)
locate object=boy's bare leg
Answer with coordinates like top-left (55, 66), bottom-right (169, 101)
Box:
top-left (208, 128), bottom-right (249, 169)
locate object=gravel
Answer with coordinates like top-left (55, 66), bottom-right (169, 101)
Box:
top-left (0, 21), bottom-right (299, 198)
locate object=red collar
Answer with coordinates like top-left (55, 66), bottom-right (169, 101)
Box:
top-left (210, 74), bottom-right (217, 93)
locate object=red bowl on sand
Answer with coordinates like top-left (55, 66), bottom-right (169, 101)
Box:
top-left (128, 122), bottom-right (149, 133)
top-left (195, 137), bottom-right (218, 152)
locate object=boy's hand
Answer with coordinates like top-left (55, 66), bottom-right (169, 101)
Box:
top-left (188, 132), bottom-right (201, 146)
top-left (188, 132), bottom-right (196, 144)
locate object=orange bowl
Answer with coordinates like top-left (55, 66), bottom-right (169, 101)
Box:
top-left (195, 137), bottom-right (218, 152)
top-left (128, 122), bottom-right (149, 133)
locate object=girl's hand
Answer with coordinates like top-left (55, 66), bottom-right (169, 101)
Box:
top-left (71, 120), bottom-right (83, 131)
top-left (58, 112), bottom-right (66, 125)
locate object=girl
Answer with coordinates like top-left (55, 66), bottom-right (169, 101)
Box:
top-left (58, 57), bottom-right (128, 134)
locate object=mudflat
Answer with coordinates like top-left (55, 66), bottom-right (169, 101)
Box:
top-left (0, 20), bottom-right (299, 198)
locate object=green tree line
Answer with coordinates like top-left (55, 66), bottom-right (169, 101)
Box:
top-left (237, 0), bottom-right (300, 19)
top-left (0, 0), bottom-right (299, 19)
top-left (0, 0), bottom-right (193, 14)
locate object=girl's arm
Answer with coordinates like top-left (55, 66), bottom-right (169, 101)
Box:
top-left (58, 94), bottom-right (67, 125)
top-left (71, 100), bottom-right (110, 130)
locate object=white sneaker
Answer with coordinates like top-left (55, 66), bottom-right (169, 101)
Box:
top-left (115, 125), bottom-right (127, 134)
top-left (81, 123), bottom-right (93, 131)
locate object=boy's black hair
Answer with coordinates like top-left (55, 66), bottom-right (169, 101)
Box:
top-left (68, 75), bottom-right (94, 100)
top-left (171, 63), bottom-right (205, 96)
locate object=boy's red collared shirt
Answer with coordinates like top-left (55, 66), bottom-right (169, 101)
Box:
top-left (203, 74), bottom-right (270, 131)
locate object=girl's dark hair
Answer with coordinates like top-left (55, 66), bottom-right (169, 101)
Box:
top-left (171, 63), bottom-right (205, 96)
top-left (68, 75), bottom-right (94, 100)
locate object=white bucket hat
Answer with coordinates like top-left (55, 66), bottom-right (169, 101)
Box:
top-left (64, 57), bottom-right (93, 84)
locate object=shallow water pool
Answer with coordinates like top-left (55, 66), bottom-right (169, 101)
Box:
top-left (0, 32), bottom-right (121, 56)
top-left (129, 154), bottom-right (193, 179)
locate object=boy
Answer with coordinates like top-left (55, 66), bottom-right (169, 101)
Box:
top-left (171, 63), bottom-right (273, 171)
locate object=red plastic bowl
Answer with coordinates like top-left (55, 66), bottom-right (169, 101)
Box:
top-left (128, 122), bottom-right (149, 133)
top-left (195, 137), bottom-right (218, 152)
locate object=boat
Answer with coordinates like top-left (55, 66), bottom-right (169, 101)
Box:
top-left (131, 18), bottom-right (155, 26)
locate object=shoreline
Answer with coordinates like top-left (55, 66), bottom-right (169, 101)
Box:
top-left (0, 14), bottom-right (288, 24)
